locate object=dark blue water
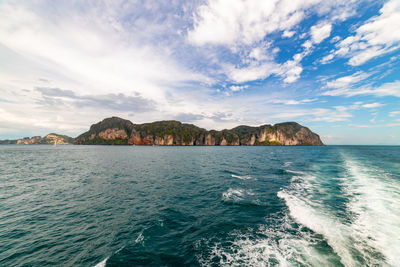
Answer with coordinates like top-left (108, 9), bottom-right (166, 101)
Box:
top-left (0, 145), bottom-right (399, 266)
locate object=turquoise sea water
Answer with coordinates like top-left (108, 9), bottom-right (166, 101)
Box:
top-left (0, 145), bottom-right (399, 266)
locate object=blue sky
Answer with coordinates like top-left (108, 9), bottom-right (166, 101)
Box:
top-left (0, 0), bottom-right (399, 144)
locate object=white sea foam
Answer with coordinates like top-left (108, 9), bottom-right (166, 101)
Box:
top-left (341, 156), bottom-right (400, 266)
top-left (94, 257), bottom-right (108, 267)
top-left (208, 171), bottom-right (341, 265)
top-left (197, 214), bottom-right (338, 266)
top-left (135, 231), bottom-right (144, 244)
top-left (222, 188), bottom-right (246, 202)
top-left (231, 174), bottom-right (252, 180)
top-left (283, 161), bottom-right (292, 167)
top-left (202, 155), bottom-right (400, 266)
top-left (277, 168), bottom-right (358, 267)
top-left (222, 188), bottom-right (261, 207)
top-left (277, 190), bottom-right (357, 266)
top-left (278, 155), bottom-right (400, 266)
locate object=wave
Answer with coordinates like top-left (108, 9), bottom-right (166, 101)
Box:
top-left (221, 188), bottom-right (268, 207)
top-left (231, 174), bottom-right (252, 180)
top-left (222, 188), bottom-right (254, 202)
top-left (135, 231), bottom-right (144, 244)
top-left (283, 161), bottom-right (292, 167)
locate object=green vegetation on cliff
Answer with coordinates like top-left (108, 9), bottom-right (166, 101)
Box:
top-left (135, 120), bottom-right (206, 142)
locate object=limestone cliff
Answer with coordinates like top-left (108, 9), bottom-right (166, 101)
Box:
top-left (5, 133), bottom-right (74, 145)
top-left (74, 117), bottom-right (324, 146)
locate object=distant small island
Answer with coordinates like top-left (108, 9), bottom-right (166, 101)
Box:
top-left (0, 133), bottom-right (73, 145)
top-left (1, 117), bottom-right (324, 146)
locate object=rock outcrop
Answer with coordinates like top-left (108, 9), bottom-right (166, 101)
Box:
top-left (74, 117), bottom-right (324, 146)
top-left (4, 133), bottom-right (74, 145)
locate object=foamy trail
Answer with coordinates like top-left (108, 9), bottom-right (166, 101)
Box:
top-left (203, 152), bottom-right (400, 266)
top-left (203, 176), bottom-right (341, 266)
top-left (279, 154), bottom-right (400, 266)
top-left (277, 172), bottom-right (358, 266)
top-left (341, 155), bottom-right (400, 266)
top-left (197, 213), bottom-right (339, 266)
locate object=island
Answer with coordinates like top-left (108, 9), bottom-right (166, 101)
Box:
top-left (0, 133), bottom-right (74, 145)
top-left (1, 117), bottom-right (324, 146)
top-left (74, 117), bottom-right (324, 145)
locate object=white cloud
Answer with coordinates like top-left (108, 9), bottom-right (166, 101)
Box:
top-left (188, 0), bottom-right (310, 46)
top-left (282, 30), bottom-right (296, 38)
top-left (311, 23), bottom-right (332, 44)
top-left (224, 57), bottom-right (305, 84)
top-left (270, 106), bottom-right (352, 122)
top-left (351, 122), bottom-right (400, 128)
top-left (325, 71), bottom-right (369, 89)
top-left (270, 98), bottom-right (316, 105)
top-left (332, 101), bottom-right (380, 112)
top-left (310, 108), bottom-right (352, 122)
top-left (322, 80), bottom-right (400, 97)
top-left (389, 111), bottom-right (400, 117)
top-left (334, 0), bottom-right (400, 65)
top-left (229, 85), bottom-right (248, 91)
top-left (321, 54), bottom-right (334, 64)
top-left (249, 45), bottom-right (273, 61)
top-left (302, 40), bottom-right (313, 49)
top-left (280, 60), bottom-right (303, 83)
top-left (188, 0), bottom-right (359, 47)
top-left (362, 102), bottom-right (383, 108)
top-left (331, 36), bottom-right (341, 43)
top-left (225, 62), bottom-right (280, 83)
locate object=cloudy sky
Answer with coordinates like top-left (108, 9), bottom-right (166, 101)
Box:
top-left (0, 0), bottom-right (399, 144)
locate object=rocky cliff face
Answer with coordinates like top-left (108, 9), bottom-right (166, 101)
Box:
top-left (17, 136), bottom-right (42, 144)
top-left (10, 133), bottom-right (74, 144)
top-left (74, 117), bottom-right (324, 146)
top-left (44, 134), bottom-right (73, 144)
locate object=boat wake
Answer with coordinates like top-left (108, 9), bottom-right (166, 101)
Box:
top-left (201, 153), bottom-right (400, 266)
top-left (196, 212), bottom-right (341, 266)
top-left (278, 154), bottom-right (400, 266)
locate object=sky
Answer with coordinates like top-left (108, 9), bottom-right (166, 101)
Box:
top-left (0, 0), bottom-right (399, 144)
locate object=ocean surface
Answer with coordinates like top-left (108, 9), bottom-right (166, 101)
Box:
top-left (0, 145), bottom-right (399, 266)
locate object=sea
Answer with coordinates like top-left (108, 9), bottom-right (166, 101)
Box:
top-left (0, 145), bottom-right (399, 266)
